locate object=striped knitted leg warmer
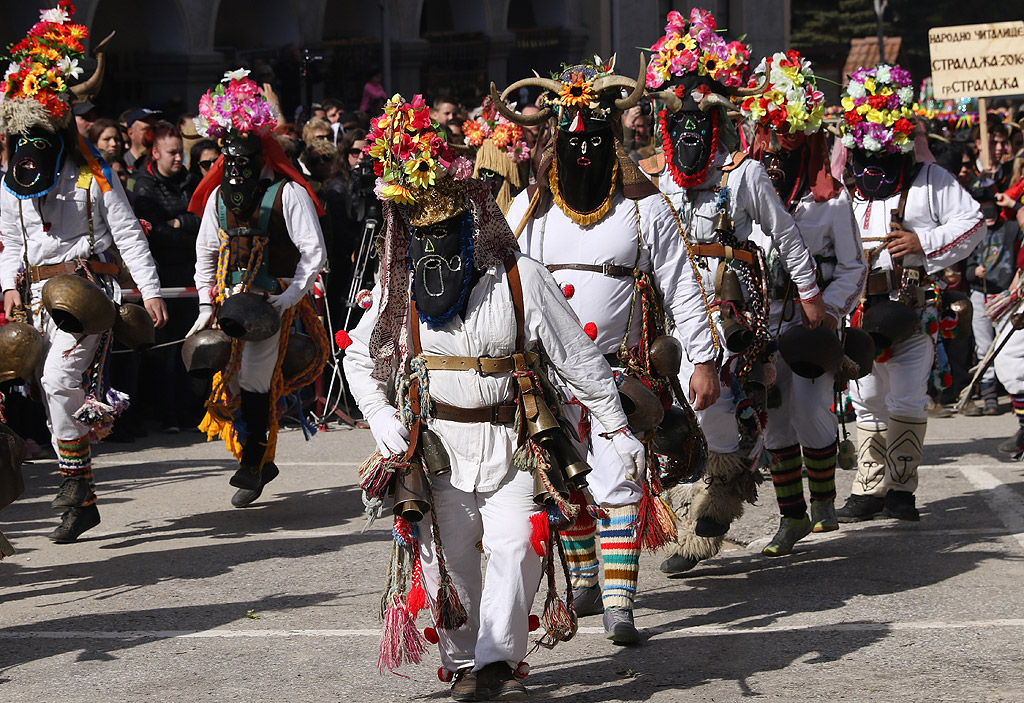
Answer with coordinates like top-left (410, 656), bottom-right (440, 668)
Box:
top-left (560, 519), bottom-right (599, 589)
top-left (1013, 394), bottom-right (1024, 426)
top-left (57, 437), bottom-right (96, 506)
top-left (769, 443), bottom-right (805, 518)
top-left (803, 440), bottom-right (838, 503)
top-left (599, 504), bottom-right (640, 611)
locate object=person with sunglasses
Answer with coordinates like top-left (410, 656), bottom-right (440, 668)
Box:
top-left (185, 139), bottom-right (220, 199)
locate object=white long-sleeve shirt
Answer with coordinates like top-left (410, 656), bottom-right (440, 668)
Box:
top-left (508, 190), bottom-right (717, 365)
top-left (751, 188), bottom-right (867, 324)
top-left (194, 176), bottom-right (326, 304)
top-left (851, 162), bottom-right (985, 277)
top-left (656, 147), bottom-right (822, 304)
top-left (0, 155), bottom-right (161, 299)
top-left (344, 252), bottom-right (629, 493)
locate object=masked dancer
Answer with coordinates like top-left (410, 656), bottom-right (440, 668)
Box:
top-left (0, 5), bottom-right (166, 542)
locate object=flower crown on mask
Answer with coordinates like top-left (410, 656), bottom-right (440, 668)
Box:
top-left (462, 97), bottom-right (530, 163)
top-left (0, 2), bottom-right (97, 132)
top-left (739, 51), bottom-right (826, 135)
top-left (195, 69), bottom-right (278, 142)
top-left (489, 54), bottom-right (645, 135)
top-left (839, 64), bottom-right (917, 155)
top-left (645, 8), bottom-right (741, 89)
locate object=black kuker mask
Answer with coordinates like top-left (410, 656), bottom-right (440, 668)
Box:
top-left (666, 109), bottom-right (715, 179)
top-left (4, 126), bottom-right (64, 199)
top-left (555, 125), bottom-right (615, 214)
top-left (222, 135), bottom-right (263, 215)
top-left (760, 145), bottom-right (807, 208)
top-left (410, 211), bottom-right (475, 328)
top-left (851, 150), bottom-right (907, 200)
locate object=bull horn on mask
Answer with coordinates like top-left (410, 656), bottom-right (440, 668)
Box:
top-left (591, 55), bottom-right (648, 111)
top-left (647, 89), bottom-right (682, 114)
top-left (697, 92), bottom-right (738, 114)
top-left (724, 73), bottom-right (768, 98)
top-left (70, 31), bottom-right (115, 104)
top-left (490, 81), bottom-right (555, 127)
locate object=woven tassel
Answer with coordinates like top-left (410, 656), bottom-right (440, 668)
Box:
top-left (406, 559), bottom-right (426, 617)
top-left (378, 593), bottom-right (427, 676)
top-left (428, 501), bottom-right (468, 630)
top-left (567, 489), bottom-right (595, 532)
top-left (635, 480), bottom-right (677, 551)
top-left (529, 511), bottom-right (549, 557)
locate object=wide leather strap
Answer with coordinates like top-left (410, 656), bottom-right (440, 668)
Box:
top-left (432, 400), bottom-right (517, 424)
top-left (865, 265), bottom-right (927, 296)
top-left (420, 351), bottom-right (538, 374)
top-left (29, 260), bottom-right (120, 283)
top-left (546, 262), bottom-right (635, 278)
top-left (691, 243), bottom-right (756, 266)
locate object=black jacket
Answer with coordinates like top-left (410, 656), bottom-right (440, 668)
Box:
top-left (965, 219), bottom-right (1022, 295)
top-left (133, 163), bottom-right (201, 287)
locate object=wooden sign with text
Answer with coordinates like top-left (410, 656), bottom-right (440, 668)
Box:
top-left (928, 21), bottom-right (1024, 99)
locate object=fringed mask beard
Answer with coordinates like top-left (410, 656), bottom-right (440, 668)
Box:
top-left (410, 210), bottom-right (476, 328)
top-left (554, 124), bottom-right (615, 214)
top-left (760, 144), bottom-right (807, 208)
top-left (663, 108), bottom-right (717, 186)
top-left (4, 126), bottom-right (64, 199)
top-left (222, 134), bottom-right (264, 215)
top-left (851, 150), bottom-right (907, 200)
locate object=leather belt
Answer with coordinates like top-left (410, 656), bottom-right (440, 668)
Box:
top-left (432, 401), bottom-right (517, 424)
top-left (29, 260), bottom-right (120, 284)
top-left (866, 265), bottom-right (927, 296)
top-left (691, 243), bottom-right (756, 266)
top-left (420, 351), bottom-right (538, 374)
top-left (546, 263), bottom-right (635, 278)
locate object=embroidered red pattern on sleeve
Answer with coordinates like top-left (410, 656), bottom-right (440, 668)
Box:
top-left (926, 219), bottom-right (983, 259)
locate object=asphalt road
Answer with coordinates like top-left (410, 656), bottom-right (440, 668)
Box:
top-left (2, 410), bottom-right (1024, 702)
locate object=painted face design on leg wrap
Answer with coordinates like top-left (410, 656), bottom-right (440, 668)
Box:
top-left (410, 210), bottom-right (475, 328)
top-left (851, 150), bottom-right (907, 200)
top-left (554, 124), bottom-right (615, 214)
top-left (4, 126), bottom-right (64, 199)
top-left (221, 135), bottom-right (264, 215)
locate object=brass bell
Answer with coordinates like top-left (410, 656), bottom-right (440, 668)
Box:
top-left (861, 300), bottom-right (918, 350)
top-left (715, 263), bottom-right (744, 304)
top-left (720, 309), bottom-right (754, 354)
top-left (181, 328), bottom-right (232, 377)
top-left (523, 393), bottom-right (562, 441)
top-left (392, 460), bottom-right (431, 522)
top-left (41, 274), bottom-right (116, 335)
top-left (741, 362), bottom-right (767, 400)
top-left (712, 210), bottom-right (734, 239)
top-left (649, 335), bottom-right (683, 378)
top-left (840, 328), bottom-right (875, 381)
top-left (616, 374), bottom-right (665, 434)
top-left (541, 428), bottom-right (590, 488)
top-left (218, 292), bottom-right (281, 341)
top-left (532, 463), bottom-right (569, 507)
top-left (777, 325), bottom-right (844, 379)
top-left (0, 320), bottom-right (44, 385)
top-left (112, 303), bottom-right (155, 350)
top-left (281, 332), bottom-right (317, 378)
top-left (419, 428), bottom-right (451, 476)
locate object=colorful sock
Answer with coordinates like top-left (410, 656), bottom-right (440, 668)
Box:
top-left (769, 443), bottom-right (806, 518)
top-left (560, 519), bottom-right (599, 589)
top-left (803, 440), bottom-right (838, 503)
top-left (981, 380), bottom-right (998, 407)
top-left (57, 436), bottom-right (96, 506)
top-left (599, 504), bottom-right (640, 610)
top-left (1012, 394), bottom-right (1024, 426)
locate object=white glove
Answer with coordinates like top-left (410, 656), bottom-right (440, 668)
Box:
top-left (367, 407), bottom-right (411, 458)
top-left (187, 304), bottom-right (214, 337)
top-left (267, 287), bottom-right (305, 312)
top-left (610, 428), bottom-right (646, 484)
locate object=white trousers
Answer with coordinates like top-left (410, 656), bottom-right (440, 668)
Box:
top-left (992, 319), bottom-right (1024, 395)
top-left (235, 328), bottom-right (282, 394)
top-left (35, 307), bottom-right (102, 450)
top-left (679, 353), bottom-right (740, 454)
top-left (418, 466), bottom-right (541, 673)
top-left (970, 290), bottom-right (997, 384)
top-left (849, 333), bottom-right (934, 427)
top-left (764, 355), bottom-right (838, 451)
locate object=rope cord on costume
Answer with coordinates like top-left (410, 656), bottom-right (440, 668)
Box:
top-left (424, 479), bottom-right (469, 631)
top-left (660, 192), bottom-right (720, 351)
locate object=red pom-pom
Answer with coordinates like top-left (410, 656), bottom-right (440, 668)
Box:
top-left (528, 614), bottom-right (540, 632)
top-left (335, 330), bottom-right (353, 350)
top-left (583, 322), bottom-right (598, 340)
top-left (514, 662), bottom-right (530, 679)
top-left (529, 511), bottom-right (549, 557)
top-left (561, 283), bottom-right (575, 299)
top-left (438, 667), bottom-right (453, 683)
top-left (942, 372), bottom-right (952, 388)
top-left (423, 627), bottom-right (439, 644)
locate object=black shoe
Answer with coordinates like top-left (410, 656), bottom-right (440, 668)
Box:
top-left (997, 427), bottom-right (1024, 455)
top-left (660, 554), bottom-right (701, 574)
top-left (49, 505), bottom-right (100, 543)
top-left (836, 494), bottom-right (885, 523)
top-left (230, 462), bottom-right (263, 491)
top-left (231, 462), bottom-right (280, 508)
top-left (51, 477), bottom-right (92, 510)
top-left (694, 516), bottom-right (729, 537)
top-left (477, 662), bottom-right (528, 700)
top-left (883, 490), bottom-right (920, 521)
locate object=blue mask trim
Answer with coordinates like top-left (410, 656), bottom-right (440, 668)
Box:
top-left (410, 210), bottom-right (476, 329)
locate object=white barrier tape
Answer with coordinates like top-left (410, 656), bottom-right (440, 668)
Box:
top-left (122, 287), bottom-right (200, 301)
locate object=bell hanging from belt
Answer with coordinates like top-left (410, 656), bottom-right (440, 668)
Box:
top-left (419, 428), bottom-right (451, 476)
top-left (532, 462), bottom-right (570, 506)
top-left (720, 308), bottom-right (754, 354)
top-left (714, 262), bottom-right (744, 305)
top-left (392, 460), bottom-right (431, 523)
top-left (524, 393), bottom-right (562, 441)
top-left (649, 335), bottom-right (683, 378)
top-left (712, 210), bottom-right (734, 240)
top-left (741, 362), bottom-right (767, 403)
top-left (541, 427), bottom-right (591, 488)
top-left (40, 274), bottom-right (117, 335)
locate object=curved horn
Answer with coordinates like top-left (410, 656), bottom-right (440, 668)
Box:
top-left (698, 92), bottom-right (736, 113)
top-left (725, 73), bottom-right (768, 98)
top-left (616, 57), bottom-right (647, 111)
top-left (70, 31), bottom-right (115, 103)
top-left (648, 89), bottom-right (682, 114)
top-left (489, 82), bottom-right (553, 127)
top-left (499, 76), bottom-right (563, 102)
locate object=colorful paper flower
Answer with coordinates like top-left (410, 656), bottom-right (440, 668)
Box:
top-left (839, 63), bottom-right (917, 154)
top-left (646, 8), bottom-right (737, 89)
top-left (195, 70), bottom-right (278, 140)
top-left (739, 50), bottom-right (825, 135)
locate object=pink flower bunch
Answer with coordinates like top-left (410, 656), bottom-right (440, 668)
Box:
top-left (195, 69), bottom-right (277, 140)
top-left (647, 8), bottom-right (730, 89)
